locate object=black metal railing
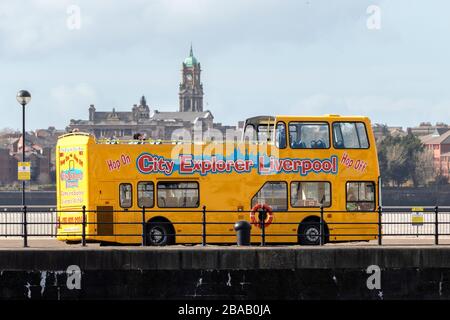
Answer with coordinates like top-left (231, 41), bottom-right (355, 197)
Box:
top-left (1, 205), bottom-right (450, 247)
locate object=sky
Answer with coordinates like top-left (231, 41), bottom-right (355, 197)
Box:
top-left (0, 0), bottom-right (449, 131)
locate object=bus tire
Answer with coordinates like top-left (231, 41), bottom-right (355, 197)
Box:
top-left (298, 219), bottom-right (327, 245)
top-left (146, 221), bottom-right (174, 246)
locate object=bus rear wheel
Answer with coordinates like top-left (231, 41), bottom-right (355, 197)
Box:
top-left (146, 222), bottom-right (174, 246)
top-left (298, 221), bottom-right (325, 245)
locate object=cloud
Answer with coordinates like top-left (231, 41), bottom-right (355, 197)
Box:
top-left (289, 95), bottom-right (348, 115)
top-left (49, 83), bottom-right (97, 120)
top-left (285, 95), bottom-right (450, 128)
top-left (1, 0), bottom-right (449, 131)
top-left (0, 0), bottom-right (374, 59)
top-left (0, 1), bottom-right (70, 57)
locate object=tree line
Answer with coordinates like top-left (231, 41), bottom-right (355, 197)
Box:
top-left (377, 130), bottom-right (447, 187)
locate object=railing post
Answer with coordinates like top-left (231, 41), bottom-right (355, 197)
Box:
top-left (23, 205), bottom-right (28, 248)
top-left (260, 208), bottom-right (266, 246)
top-left (378, 205), bottom-right (382, 245)
top-left (320, 205), bottom-right (324, 246)
top-left (142, 206), bottom-right (146, 246)
top-left (202, 205), bottom-right (206, 246)
top-left (82, 205), bottom-right (86, 246)
top-left (5, 210), bottom-right (8, 238)
top-left (435, 205), bottom-right (439, 245)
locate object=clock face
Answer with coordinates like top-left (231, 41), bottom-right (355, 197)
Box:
top-left (186, 74), bottom-right (193, 81)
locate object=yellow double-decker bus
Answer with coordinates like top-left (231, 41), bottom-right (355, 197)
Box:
top-left (56, 114), bottom-right (380, 245)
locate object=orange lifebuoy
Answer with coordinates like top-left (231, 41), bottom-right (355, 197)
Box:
top-left (250, 203), bottom-right (274, 228)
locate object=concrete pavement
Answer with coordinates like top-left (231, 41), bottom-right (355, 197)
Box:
top-left (1, 237), bottom-right (450, 249)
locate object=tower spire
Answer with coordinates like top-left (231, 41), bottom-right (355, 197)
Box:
top-left (180, 45), bottom-right (203, 112)
top-left (140, 95), bottom-right (146, 106)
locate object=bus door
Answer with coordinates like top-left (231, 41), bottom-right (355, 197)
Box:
top-left (96, 181), bottom-right (116, 240)
top-left (343, 181), bottom-right (377, 239)
top-left (117, 182), bottom-right (136, 242)
top-left (250, 181), bottom-right (290, 243)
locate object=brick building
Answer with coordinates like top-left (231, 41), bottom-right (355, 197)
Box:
top-left (0, 148), bottom-right (18, 184)
top-left (420, 129), bottom-right (450, 178)
top-left (0, 129), bottom-right (59, 186)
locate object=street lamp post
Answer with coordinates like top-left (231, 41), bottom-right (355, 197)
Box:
top-left (16, 90), bottom-right (31, 248)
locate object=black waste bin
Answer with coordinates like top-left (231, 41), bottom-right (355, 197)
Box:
top-left (234, 220), bottom-right (252, 246)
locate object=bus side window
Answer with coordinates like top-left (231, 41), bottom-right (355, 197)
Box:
top-left (333, 124), bottom-right (344, 149)
top-left (276, 122), bottom-right (286, 149)
top-left (291, 181), bottom-right (331, 207)
top-left (346, 182), bottom-right (375, 211)
top-left (138, 182), bottom-right (154, 208)
top-left (333, 122), bottom-right (369, 149)
top-left (251, 182), bottom-right (287, 211)
top-left (243, 125), bottom-right (257, 143)
top-left (289, 122), bottom-right (329, 149)
top-left (119, 183), bottom-right (132, 208)
top-left (157, 182), bottom-right (199, 208)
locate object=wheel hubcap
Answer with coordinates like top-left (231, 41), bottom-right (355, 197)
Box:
top-left (150, 227), bottom-right (165, 243)
top-left (305, 227), bottom-right (319, 242)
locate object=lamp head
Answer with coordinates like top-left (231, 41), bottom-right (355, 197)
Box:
top-left (16, 90), bottom-right (31, 106)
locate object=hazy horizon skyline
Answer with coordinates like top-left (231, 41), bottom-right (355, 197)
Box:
top-left (1, 0), bottom-right (450, 131)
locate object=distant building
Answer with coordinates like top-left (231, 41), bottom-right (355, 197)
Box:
top-left (372, 122), bottom-right (450, 141)
top-left (407, 122), bottom-right (450, 137)
top-left (0, 148), bottom-right (18, 184)
top-left (0, 127), bottom-right (62, 185)
top-left (67, 46), bottom-right (237, 140)
top-left (12, 135), bottom-right (53, 184)
top-left (420, 129), bottom-right (450, 178)
top-left (372, 123), bottom-right (406, 141)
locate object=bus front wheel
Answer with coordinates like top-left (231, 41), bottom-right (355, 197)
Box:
top-left (146, 222), bottom-right (174, 246)
top-left (298, 220), bottom-right (326, 245)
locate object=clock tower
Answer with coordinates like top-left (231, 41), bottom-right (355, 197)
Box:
top-left (179, 45), bottom-right (204, 112)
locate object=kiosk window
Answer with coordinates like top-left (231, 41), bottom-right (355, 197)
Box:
top-left (157, 182), bottom-right (199, 208)
top-left (138, 182), bottom-right (154, 208)
top-left (291, 182), bottom-right (331, 207)
top-left (119, 183), bottom-right (132, 208)
top-left (346, 182), bottom-right (375, 211)
top-left (251, 182), bottom-right (287, 211)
